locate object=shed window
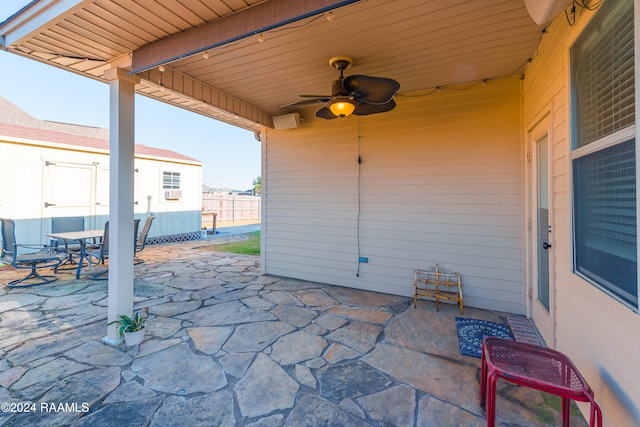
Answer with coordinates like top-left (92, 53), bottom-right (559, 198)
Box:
top-left (571, 0), bottom-right (637, 308)
top-left (162, 172), bottom-right (181, 190)
top-left (162, 171), bottom-right (182, 200)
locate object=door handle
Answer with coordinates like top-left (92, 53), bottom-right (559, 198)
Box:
top-left (44, 202), bottom-right (56, 207)
top-left (542, 242), bottom-right (552, 250)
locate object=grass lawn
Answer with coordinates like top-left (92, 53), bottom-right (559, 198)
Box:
top-left (203, 231), bottom-right (260, 255)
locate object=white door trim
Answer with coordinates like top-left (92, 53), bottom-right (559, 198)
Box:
top-left (527, 111), bottom-right (556, 347)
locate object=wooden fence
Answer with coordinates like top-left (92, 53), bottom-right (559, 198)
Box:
top-left (202, 194), bottom-right (261, 228)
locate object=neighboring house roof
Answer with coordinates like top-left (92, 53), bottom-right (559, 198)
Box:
top-left (0, 96), bottom-right (109, 139)
top-left (0, 96), bottom-right (202, 165)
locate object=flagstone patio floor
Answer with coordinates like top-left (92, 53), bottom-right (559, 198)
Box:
top-left (0, 234), bottom-right (588, 426)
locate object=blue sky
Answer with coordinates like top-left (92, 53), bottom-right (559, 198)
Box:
top-left (0, 3), bottom-right (261, 191)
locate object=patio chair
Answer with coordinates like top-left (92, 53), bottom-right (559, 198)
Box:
top-left (50, 216), bottom-right (85, 269)
top-left (0, 218), bottom-right (63, 288)
top-left (88, 219), bottom-right (141, 279)
top-left (86, 221), bottom-right (109, 280)
top-left (134, 216), bottom-right (155, 264)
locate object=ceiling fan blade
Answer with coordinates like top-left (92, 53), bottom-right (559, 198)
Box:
top-left (315, 106), bottom-right (338, 120)
top-left (353, 99), bottom-right (397, 116)
top-left (343, 75), bottom-right (400, 104)
top-left (280, 98), bottom-right (331, 109)
top-left (298, 95), bottom-right (332, 98)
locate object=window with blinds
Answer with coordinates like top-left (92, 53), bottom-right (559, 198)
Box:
top-left (572, 0), bottom-right (634, 148)
top-left (571, 0), bottom-right (637, 308)
top-left (574, 140), bottom-right (637, 306)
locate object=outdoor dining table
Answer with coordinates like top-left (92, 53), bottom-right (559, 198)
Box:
top-left (46, 229), bottom-right (104, 279)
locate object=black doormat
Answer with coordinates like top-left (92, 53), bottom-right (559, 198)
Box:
top-left (456, 317), bottom-right (514, 358)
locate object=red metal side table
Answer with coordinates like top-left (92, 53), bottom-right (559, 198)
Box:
top-left (480, 337), bottom-right (602, 427)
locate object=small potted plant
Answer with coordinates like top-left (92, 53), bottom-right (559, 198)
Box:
top-left (108, 311), bottom-right (147, 346)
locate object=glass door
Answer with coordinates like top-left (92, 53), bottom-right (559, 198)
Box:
top-left (536, 136), bottom-right (550, 311)
top-left (529, 118), bottom-right (554, 346)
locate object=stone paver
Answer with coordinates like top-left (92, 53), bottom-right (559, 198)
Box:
top-left (150, 392), bottom-right (236, 427)
top-left (235, 353), bottom-right (299, 417)
top-left (318, 361), bottom-right (391, 400)
top-left (223, 321), bottom-right (294, 352)
top-left (326, 305), bottom-right (392, 324)
top-left (65, 341), bottom-right (133, 366)
top-left (357, 384), bottom-right (416, 427)
top-left (271, 331), bottom-right (327, 365)
top-left (131, 343), bottom-right (227, 394)
top-left (0, 234), bottom-right (589, 426)
top-left (284, 393), bottom-right (370, 427)
top-left (325, 321), bottom-right (382, 354)
top-left (187, 326), bottom-right (233, 354)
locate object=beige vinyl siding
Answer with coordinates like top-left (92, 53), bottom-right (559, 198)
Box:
top-left (523, 4), bottom-right (640, 426)
top-left (264, 76), bottom-right (526, 314)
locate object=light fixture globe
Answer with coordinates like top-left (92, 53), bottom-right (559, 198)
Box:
top-left (328, 99), bottom-right (356, 118)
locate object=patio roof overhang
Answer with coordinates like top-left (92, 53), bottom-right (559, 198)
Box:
top-left (0, 0), bottom-right (550, 342)
top-left (0, 0), bottom-right (545, 131)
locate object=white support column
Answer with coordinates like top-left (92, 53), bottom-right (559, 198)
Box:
top-left (102, 66), bottom-right (140, 345)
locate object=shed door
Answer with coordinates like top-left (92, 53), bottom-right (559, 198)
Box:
top-left (95, 166), bottom-right (110, 217)
top-left (43, 160), bottom-right (96, 218)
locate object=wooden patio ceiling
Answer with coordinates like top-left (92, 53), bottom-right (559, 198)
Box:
top-left (0, 0), bottom-right (544, 130)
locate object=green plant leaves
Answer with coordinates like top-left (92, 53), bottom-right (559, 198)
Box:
top-left (107, 312), bottom-right (147, 337)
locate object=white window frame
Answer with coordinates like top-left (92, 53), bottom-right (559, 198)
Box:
top-left (570, 0), bottom-right (638, 309)
top-left (162, 171), bottom-right (182, 201)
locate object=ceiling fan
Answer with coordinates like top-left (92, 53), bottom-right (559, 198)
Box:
top-left (281, 56), bottom-right (400, 120)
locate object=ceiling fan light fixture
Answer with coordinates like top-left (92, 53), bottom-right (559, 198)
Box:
top-left (282, 56), bottom-right (399, 120)
top-left (328, 99), bottom-right (356, 118)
